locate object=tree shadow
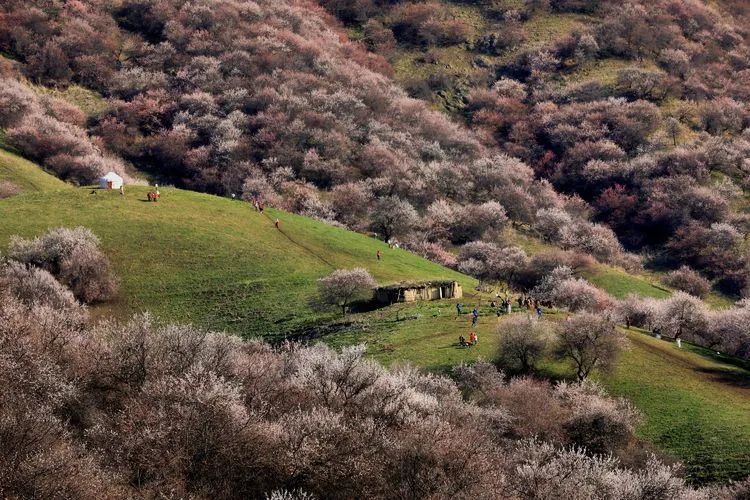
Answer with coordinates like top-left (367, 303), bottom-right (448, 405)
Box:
top-left (694, 368), bottom-right (750, 389)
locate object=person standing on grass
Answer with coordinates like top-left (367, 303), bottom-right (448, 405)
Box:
top-left (469, 331), bottom-right (477, 346)
top-left (376, 250), bottom-right (381, 261)
top-left (274, 218), bottom-right (280, 229)
top-left (456, 303), bottom-right (463, 317)
top-left (471, 307), bottom-right (479, 327)
top-left (536, 305), bottom-right (542, 319)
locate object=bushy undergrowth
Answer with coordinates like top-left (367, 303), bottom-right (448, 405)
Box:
top-left (0, 78), bottom-right (129, 184)
top-left (0, 0), bottom-right (641, 273)
top-left (319, 0), bottom-right (750, 295)
top-left (1, 285), bottom-right (738, 499)
top-left (8, 226), bottom-right (117, 303)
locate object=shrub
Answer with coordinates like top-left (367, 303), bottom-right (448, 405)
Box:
top-left (662, 266), bottom-right (711, 298)
top-left (370, 196), bottom-right (419, 242)
top-left (615, 294), bottom-right (658, 330)
top-left (0, 180), bottom-right (21, 199)
top-left (0, 292), bottom-right (721, 497)
top-left (457, 241), bottom-right (528, 285)
top-left (555, 381), bottom-right (640, 455)
top-left (0, 78), bottom-right (40, 128)
top-left (8, 227), bottom-right (117, 303)
top-left (317, 268), bottom-right (376, 315)
top-left (560, 221), bottom-right (623, 263)
top-left (512, 250), bottom-right (595, 291)
top-left (654, 291), bottom-right (708, 341)
top-left (554, 312), bottom-right (625, 381)
top-left (549, 277), bottom-right (612, 312)
top-left (534, 207), bottom-right (573, 242)
top-left (497, 316), bottom-right (554, 373)
top-left (0, 261), bottom-right (78, 311)
top-left (706, 302), bottom-right (750, 358)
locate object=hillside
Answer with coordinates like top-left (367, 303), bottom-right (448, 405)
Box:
top-left (327, 301), bottom-right (750, 484)
top-left (323, 0), bottom-right (750, 296)
top-left (2, 158), bottom-right (749, 485)
top-left (4, 0), bottom-right (750, 298)
top-left (0, 184), bottom-right (473, 338)
top-left (0, 148), bottom-right (69, 194)
top-left (2, 0), bottom-right (750, 492)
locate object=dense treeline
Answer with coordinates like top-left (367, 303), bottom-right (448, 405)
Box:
top-left (1, 0), bottom-right (749, 294)
top-left (2, 258), bottom-right (749, 498)
top-left (319, 0), bottom-right (750, 295)
top-left (0, 0), bottom-right (637, 271)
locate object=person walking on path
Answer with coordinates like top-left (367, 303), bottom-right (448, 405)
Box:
top-left (536, 305), bottom-right (542, 319)
top-left (376, 250), bottom-right (381, 261)
top-left (274, 218), bottom-right (280, 230)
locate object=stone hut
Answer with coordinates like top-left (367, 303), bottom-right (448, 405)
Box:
top-left (375, 280), bottom-right (462, 304)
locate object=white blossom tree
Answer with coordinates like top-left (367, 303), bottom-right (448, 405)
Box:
top-left (317, 268), bottom-right (376, 315)
top-left (654, 291), bottom-right (708, 341)
top-left (554, 312), bottom-right (626, 381)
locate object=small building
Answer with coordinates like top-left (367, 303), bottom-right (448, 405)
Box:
top-left (375, 280), bottom-right (462, 304)
top-left (99, 172), bottom-right (123, 190)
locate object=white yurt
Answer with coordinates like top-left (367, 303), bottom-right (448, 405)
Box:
top-left (99, 172), bottom-right (123, 190)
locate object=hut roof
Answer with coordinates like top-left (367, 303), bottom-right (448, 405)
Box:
top-left (377, 279), bottom-right (457, 291)
top-left (100, 171), bottom-right (123, 181)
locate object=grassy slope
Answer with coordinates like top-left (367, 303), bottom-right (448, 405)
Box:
top-left (329, 304), bottom-right (750, 484)
top-left (1, 158), bottom-right (747, 483)
top-left (604, 331), bottom-right (750, 483)
top-left (0, 148), bottom-right (69, 194)
top-left (31, 83), bottom-right (109, 117)
top-left (584, 265), bottom-right (671, 299)
top-left (0, 185), bottom-right (474, 338)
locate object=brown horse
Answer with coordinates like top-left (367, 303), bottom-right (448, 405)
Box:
top-left (147, 191), bottom-right (160, 202)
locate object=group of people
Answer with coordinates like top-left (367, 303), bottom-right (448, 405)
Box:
top-left (249, 197), bottom-right (282, 229)
top-left (491, 298), bottom-right (513, 316)
top-left (517, 295), bottom-right (544, 319)
top-left (456, 294), bottom-right (546, 349)
top-left (251, 197), bottom-right (265, 213)
top-left (458, 331), bottom-right (478, 348)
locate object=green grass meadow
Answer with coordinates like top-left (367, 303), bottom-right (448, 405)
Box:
top-left (0, 181), bottom-right (472, 338)
top-left (328, 305), bottom-right (750, 484)
top-left (0, 148), bottom-right (69, 194)
top-left (1, 152), bottom-right (749, 484)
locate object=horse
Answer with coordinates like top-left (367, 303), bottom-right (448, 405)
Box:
top-left (147, 191), bottom-right (160, 202)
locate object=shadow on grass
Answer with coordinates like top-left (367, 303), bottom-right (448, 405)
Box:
top-left (683, 343), bottom-right (750, 372)
top-left (694, 368), bottom-right (750, 389)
